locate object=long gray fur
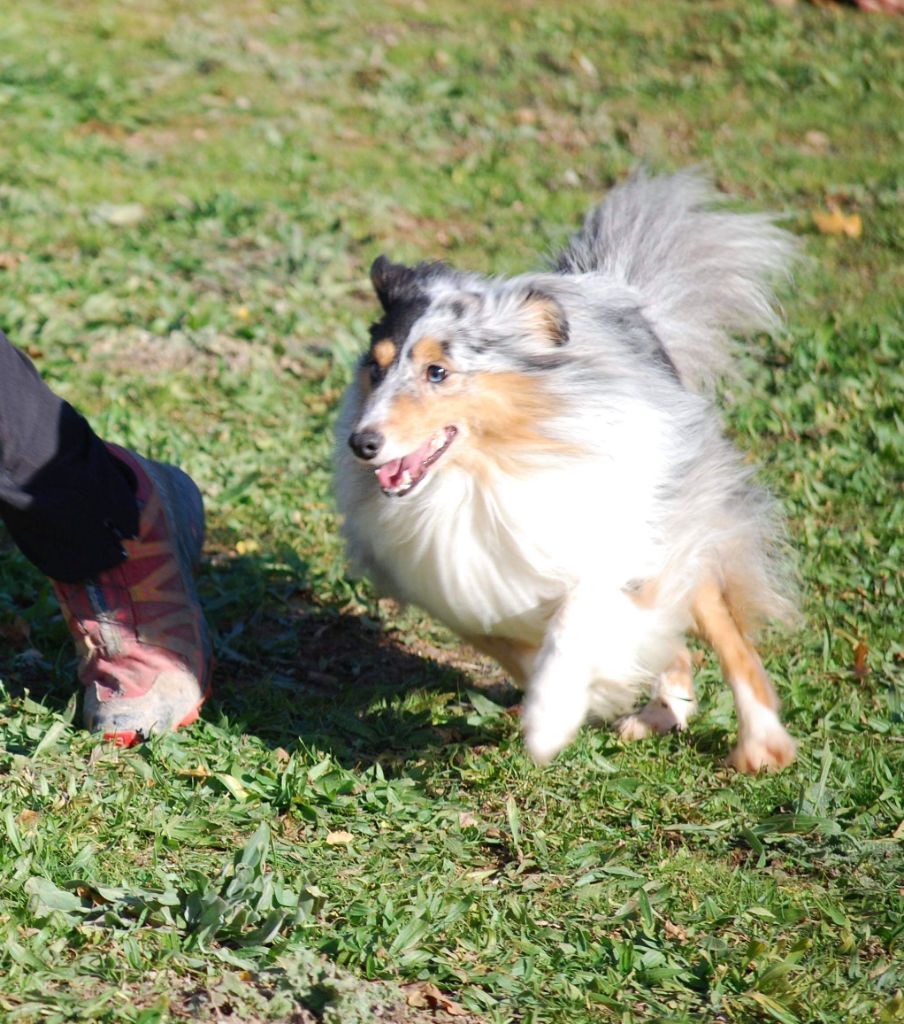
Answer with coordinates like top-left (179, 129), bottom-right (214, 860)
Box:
top-left (553, 169), bottom-right (798, 391)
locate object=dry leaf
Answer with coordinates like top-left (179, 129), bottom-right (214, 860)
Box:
top-left (326, 830), bottom-right (354, 845)
top-left (425, 982), bottom-right (469, 1016)
top-left (663, 919), bottom-right (688, 942)
top-left (813, 207), bottom-right (862, 238)
top-left (17, 809), bottom-right (41, 831)
top-left (571, 50), bottom-right (598, 77)
top-left (458, 811), bottom-right (478, 828)
top-left (95, 202), bottom-right (146, 227)
top-left (406, 982), bottom-right (469, 1016)
top-left (406, 987), bottom-right (430, 1009)
top-left (853, 641), bottom-right (869, 679)
top-left (465, 868), bottom-right (496, 882)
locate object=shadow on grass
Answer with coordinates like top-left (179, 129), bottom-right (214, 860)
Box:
top-left (0, 539), bottom-right (516, 767)
top-left (197, 547), bottom-right (517, 767)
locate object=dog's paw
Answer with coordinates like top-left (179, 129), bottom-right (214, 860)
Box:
top-left (614, 698), bottom-right (692, 741)
top-left (521, 701), bottom-right (580, 765)
top-left (727, 727), bottom-right (797, 773)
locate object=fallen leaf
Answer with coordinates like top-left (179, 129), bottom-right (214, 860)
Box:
top-left (326, 830), bottom-right (354, 845)
top-left (813, 207), bottom-right (862, 238)
top-left (406, 987), bottom-right (430, 1009)
top-left (427, 982), bottom-right (469, 1016)
top-left (571, 50), bottom-right (598, 77)
top-left (853, 641), bottom-right (869, 679)
top-left (95, 202), bottom-right (147, 227)
top-left (458, 811), bottom-right (478, 828)
top-left (663, 919), bottom-right (688, 942)
top-left (465, 868), bottom-right (497, 882)
top-left (804, 129), bottom-right (830, 151)
top-left (17, 809), bottom-right (41, 831)
top-left (405, 983), bottom-right (469, 1016)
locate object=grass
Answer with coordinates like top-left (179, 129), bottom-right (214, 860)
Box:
top-left (0, 1), bottom-right (901, 1021)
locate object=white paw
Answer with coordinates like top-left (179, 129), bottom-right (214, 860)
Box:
top-left (521, 700), bottom-right (583, 765)
top-left (727, 726), bottom-right (797, 773)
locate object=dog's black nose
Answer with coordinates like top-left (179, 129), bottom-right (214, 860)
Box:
top-left (349, 429), bottom-right (384, 461)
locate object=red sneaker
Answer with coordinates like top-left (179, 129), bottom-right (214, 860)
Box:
top-left (52, 445), bottom-right (212, 746)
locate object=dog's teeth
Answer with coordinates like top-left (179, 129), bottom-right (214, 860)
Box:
top-left (400, 470), bottom-right (412, 486)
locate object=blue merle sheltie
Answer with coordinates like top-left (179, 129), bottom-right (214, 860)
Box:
top-left (335, 171), bottom-right (799, 772)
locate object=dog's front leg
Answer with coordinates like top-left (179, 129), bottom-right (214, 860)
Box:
top-left (520, 594), bottom-right (599, 764)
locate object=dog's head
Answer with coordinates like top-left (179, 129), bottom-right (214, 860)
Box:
top-left (346, 256), bottom-right (572, 497)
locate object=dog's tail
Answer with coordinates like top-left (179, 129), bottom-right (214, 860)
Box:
top-left (553, 170), bottom-right (798, 391)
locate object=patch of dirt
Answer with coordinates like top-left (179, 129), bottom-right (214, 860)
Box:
top-left (88, 326), bottom-right (315, 378)
top-left (16, 962), bottom-right (486, 1024)
top-left (167, 966), bottom-right (486, 1024)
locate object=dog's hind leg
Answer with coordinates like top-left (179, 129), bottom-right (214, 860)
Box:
top-left (614, 648), bottom-right (697, 741)
top-left (692, 579), bottom-right (796, 772)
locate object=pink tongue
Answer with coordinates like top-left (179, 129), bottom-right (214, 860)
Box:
top-left (376, 458), bottom-right (403, 490)
top-left (375, 438), bottom-right (435, 490)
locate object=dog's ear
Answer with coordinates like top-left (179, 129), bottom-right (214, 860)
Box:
top-left (370, 255), bottom-right (417, 311)
top-left (520, 288), bottom-right (569, 346)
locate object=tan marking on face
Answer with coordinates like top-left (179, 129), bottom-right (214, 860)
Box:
top-left (411, 336), bottom-right (446, 367)
top-left (372, 339), bottom-right (397, 368)
top-left (692, 579), bottom-right (779, 711)
top-left (381, 370), bottom-right (574, 479)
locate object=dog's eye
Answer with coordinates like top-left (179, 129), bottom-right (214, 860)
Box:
top-left (426, 364), bottom-right (447, 384)
top-left (369, 361), bottom-right (382, 385)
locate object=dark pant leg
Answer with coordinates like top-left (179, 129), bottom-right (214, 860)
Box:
top-left (0, 332), bottom-right (139, 582)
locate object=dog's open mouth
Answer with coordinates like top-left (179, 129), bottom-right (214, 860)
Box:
top-left (375, 426), bottom-right (458, 497)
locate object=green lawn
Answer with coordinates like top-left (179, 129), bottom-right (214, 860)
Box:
top-left (0, 2), bottom-right (901, 1021)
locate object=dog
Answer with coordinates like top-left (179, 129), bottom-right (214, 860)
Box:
top-left (335, 171), bottom-right (799, 772)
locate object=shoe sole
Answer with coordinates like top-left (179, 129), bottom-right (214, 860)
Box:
top-left (104, 670), bottom-right (214, 748)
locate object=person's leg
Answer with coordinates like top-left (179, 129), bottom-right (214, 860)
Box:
top-left (0, 334), bottom-right (139, 581)
top-left (0, 332), bottom-right (211, 744)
